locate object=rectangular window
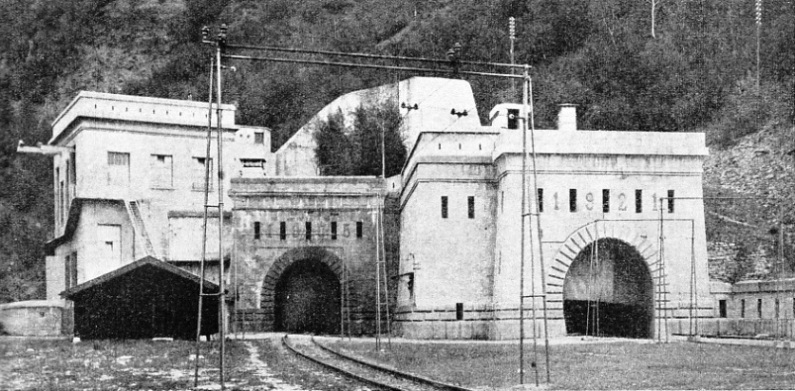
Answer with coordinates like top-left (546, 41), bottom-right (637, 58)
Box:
top-left (240, 159), bottom-right (266, 169)
top-left (775, 298), bottom-right (780, 318)
top-left (305, 222), bottom-right (312, 241)
top-left (635, 189), bottom-right (642, 213)
top-left (667, 190), bottom-right (675, 213)
top-left (192, 157), bottom-right (214, 191)
top-left (468, 196), bottom-right (475, 219)
top-left (719, 300), bottom-right (727, 318)
top-left (331, 221), bottom-right (337, 240)
top-left (107, 152), bottom-right (130, 186)
top-left (254, 222), bottom-right (261, 240)
top-left (569, 189), bottom-right (577, 212)
top-left (60, 180), bottom-right (66, 225)
top-left (279, 222), bottom-right (286, 241)
top-left (64, 254), bottom-right (71, 289)
top-left (441, 196), bottom-right (448, 218)
top-left (254, 132), bottom-right (264, 144)
top-left (602, 189), bottom-right (610, 213)
top-left (757, 298), bottom-right (763, 319)
top-left (456, 302), bottom-right (464, 320)
top-left (55, 168), bottom-right (61, 227)
top-left (507, 108), bottom-right (520, 129)
top-left (741, 299), bottom-right (746, 318)
top-left (356, 221), bottom-right (363, 238)
top-left (70, 251), bottom-right (77, 287)
top-left (98, 224), bottom-right (122, 265)
top-left (150, 154), bottom-right (173, 188)
top-left (537, 188), bottom-right (544, 213)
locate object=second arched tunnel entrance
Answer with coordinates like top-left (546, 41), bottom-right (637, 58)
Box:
top-left (563, 238), bottom-right (654, 338)
top-left (274, 258), bottom-right (341, 335)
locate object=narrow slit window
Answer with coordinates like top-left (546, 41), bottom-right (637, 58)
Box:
top-left (741, 299), bottom-right (746, 318)
top-left (356, 222), bottom-right (363, 238)
top-left (279, 222), bottom-right (286, 241)
top-left (569, 189), bottom-right (577, 212)
top-left (635, 189), bottom-right (643, 213)
top-left (467, 196), bottom-right (475, 219)
top-left (537, 188), bottom-right (544, 213)
top-left (254, 222), bottom-right (261, 240)
top-left (305, 222), bottom-right (312, 241)
top-left (331, 221), bottom-right (337, 240)
top-left (602, 189), bottom-right (610, 213)
top-left (441, 196), bottom-right (448, 218)
top-left (757, 298), bottom-right (763, 319)
top-left (775, 298), bottom-right (780, 318)
top-left (667, 190), bottom-right (675, 213)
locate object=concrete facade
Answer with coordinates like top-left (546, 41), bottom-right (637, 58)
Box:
top-left (228, 177), bottom-right (392, 333)
top-left (44, 92), bottom-right (272, 304)
top-left (0, 300), bottom-right (66, 336)
top-left (40, 77), bottom-right (720, 340)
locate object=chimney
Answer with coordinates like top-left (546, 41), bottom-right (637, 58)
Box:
top-left (557, 104), bottom-right (577, 131)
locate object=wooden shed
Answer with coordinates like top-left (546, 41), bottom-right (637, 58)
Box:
top-left (62, 256), bottom-right (219, 340)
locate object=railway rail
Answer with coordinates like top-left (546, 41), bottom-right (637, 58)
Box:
top-left (282, 335), bottom-right (473, 391)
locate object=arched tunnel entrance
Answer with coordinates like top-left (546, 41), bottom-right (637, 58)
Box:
top-left (274, 258), bottom-right (341, 334)
top-left (563, 238), bottom-right (654, 338)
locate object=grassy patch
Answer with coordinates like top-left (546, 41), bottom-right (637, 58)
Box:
top-left (330, 340), bottom-right (795, 390)
top-left (0, 338), bottom-right (246, 390)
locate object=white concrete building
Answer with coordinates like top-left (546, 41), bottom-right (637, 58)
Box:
top-left (44, 92), bottom-right (273, 300)
top-left (38, 77), bottom-right (715, 340)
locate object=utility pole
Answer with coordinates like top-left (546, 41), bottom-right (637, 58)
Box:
top-left (509, 17), bottom-right (516, 95)
top-left (755, 0), bottom-right (762, 90)
top-left (651, 0), bottom-right (656, 38)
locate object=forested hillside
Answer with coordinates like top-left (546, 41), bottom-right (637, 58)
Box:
top-left (0, 0), bottom-right (792, 302)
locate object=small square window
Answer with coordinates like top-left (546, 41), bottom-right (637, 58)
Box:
top-left (254, 132), bottom-right (264, 144)
top-left (507, 109), bottom-right (520, 129)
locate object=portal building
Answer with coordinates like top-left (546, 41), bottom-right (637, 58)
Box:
top-left (42, 77), bottom-right (712, 339)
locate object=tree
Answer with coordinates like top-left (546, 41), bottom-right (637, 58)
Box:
top-left (351, 103), bottom-right (405, 178)
top-left (313, 110), bottom-right (353, 176)
top-left (313, 103), bottom-right (406, 177)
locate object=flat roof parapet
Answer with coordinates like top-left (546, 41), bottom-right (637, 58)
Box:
top-left (51, 91), bottom-right (237, 144)
top-left (493, 129), bottom-right (709, 159)
top-left (230, 176), bottom-right (386, 197)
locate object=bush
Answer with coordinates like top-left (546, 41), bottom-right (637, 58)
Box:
top-left (705, 76), bottom-right (793, 149)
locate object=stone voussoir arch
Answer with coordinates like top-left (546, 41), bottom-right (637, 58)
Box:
top-left (260, 246), bottom-right (344, 309)
top-left (547, 221), bottom-right (660, 295)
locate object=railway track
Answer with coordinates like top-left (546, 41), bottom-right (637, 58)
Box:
top-left (282, 335), bottom-right (473, 391)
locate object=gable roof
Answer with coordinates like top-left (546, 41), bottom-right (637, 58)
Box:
top-left (61, 256), bottom-right (219, 299)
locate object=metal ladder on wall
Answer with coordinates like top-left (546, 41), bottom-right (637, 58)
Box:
top-left (124, 200), bottom-right (157, 258)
